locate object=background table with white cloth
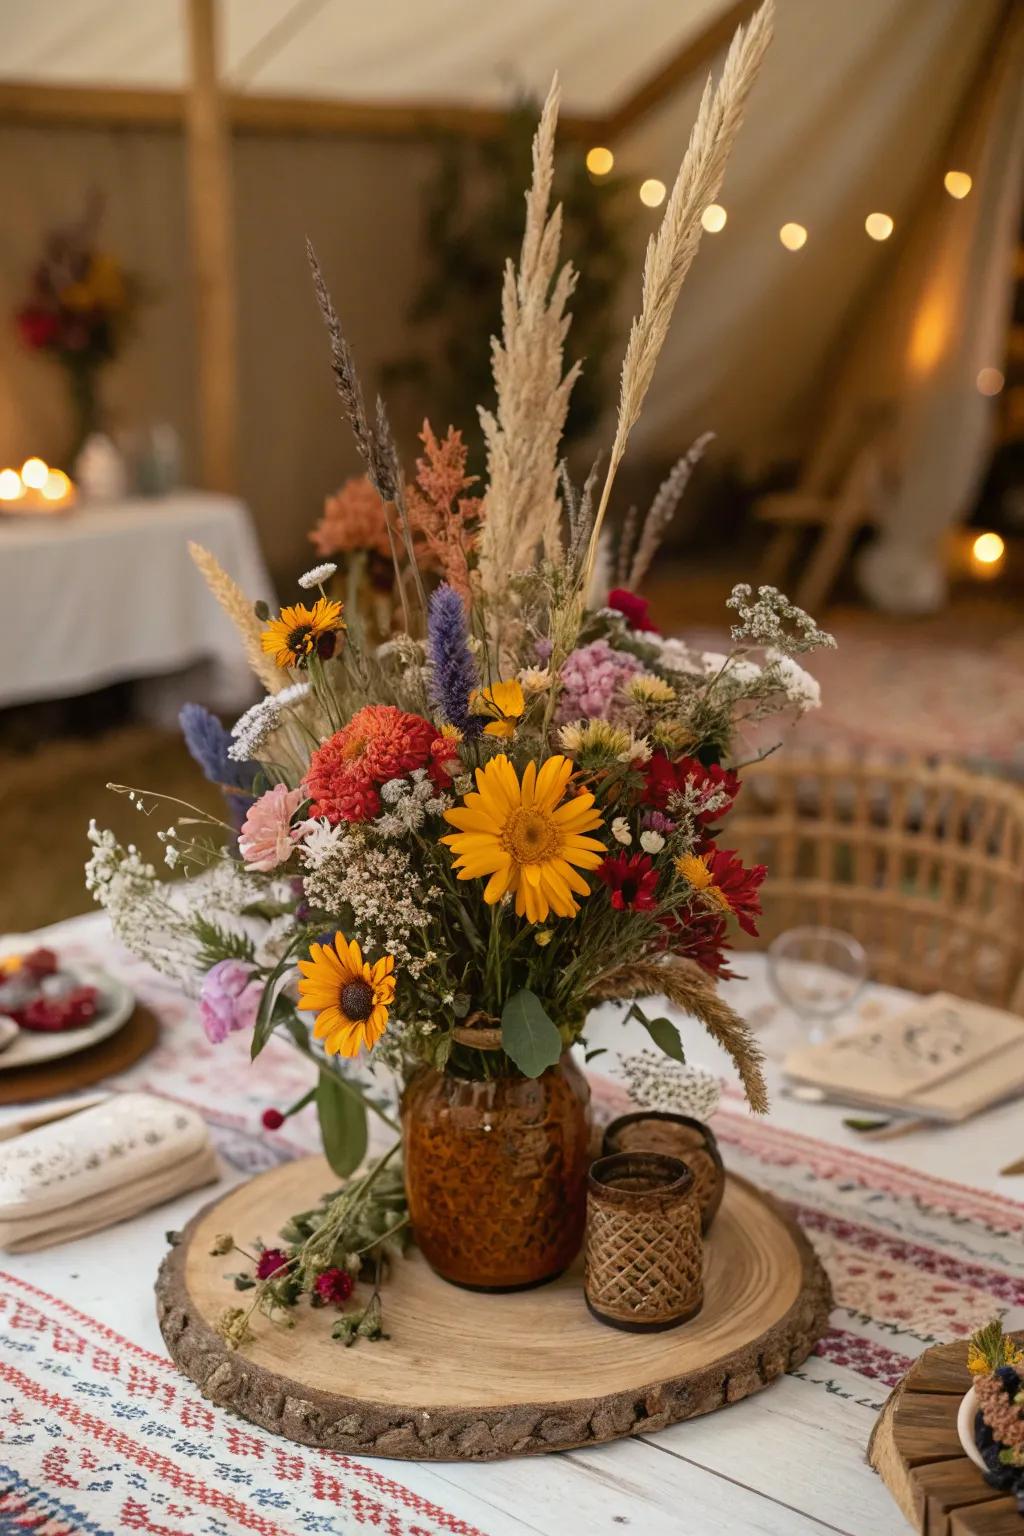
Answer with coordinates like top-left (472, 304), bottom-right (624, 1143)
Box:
top-left (0, 491), bottom-right (274, 712)
top-left (1, 910), bottom-right (1022, 1536)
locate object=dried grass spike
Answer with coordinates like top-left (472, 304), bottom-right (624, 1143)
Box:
top-left (629, 432), bottom-right (714, 590)
top-left (188, 542), bottom-right (283, 694)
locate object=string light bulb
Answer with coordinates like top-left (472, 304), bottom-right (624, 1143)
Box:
top-left (944, 170), bottom-right (972, 199)
top-left (779, 222), bottom-right (807, 251)
top-left (977, 367), bottom-right (1005, 397)
top-left (865, 212), bottom-right (894, 241)
top-left (971, 532), bottom-right (1005, 570)
top-left (586, 146), bottom-right (614, 176)
top-left (42, 468), bottom-right (71, 501)
top-left (639, 178), bottom-right (666, 208)
top-left (21, 457), bottom-right (48, 490)
top-left (0, 469), bottom-right (22, 500)
top-left (701, 204), bottom-right (727, 233)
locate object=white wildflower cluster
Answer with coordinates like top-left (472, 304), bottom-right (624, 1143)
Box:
top-left (84, 823), bottom-right (203, 988)
top-left (646, 635), bottom-right (704, 677)
top-left (300, 828), bottom-right (440, 978)
top-left (763, 648), bottom-right (821, 712)
top-left (229, 696), bottom-right (281, 760)
top-left (275, 681), bottom-right (312, 708)
top-left (376, 770), bottom-right (449, 838)
top-left (665, 774), bottom-right (733, 848)
top-left (301, 817), bottom-right (345, 869)
top-left (298, 563), bottom-right (337, 589)
top-left (619, 1050), bottom-right (722, 1119)
top-left (726, 584), bottom-right (836, 655)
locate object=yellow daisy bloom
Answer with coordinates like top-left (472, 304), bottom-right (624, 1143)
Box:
top-left (297, 933), bottom-right (395, 1058)
top-left (675, 851), bottom-right (731, 913)
top-left (441, 754), bottom-right (605, 923)
top-left (470, 679), bottom-right (526, 738)
top-left (260, 597), bottom-right (345, 669)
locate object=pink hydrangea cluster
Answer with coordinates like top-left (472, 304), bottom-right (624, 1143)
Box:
top-left (556, 640), bottom-right (645, 724)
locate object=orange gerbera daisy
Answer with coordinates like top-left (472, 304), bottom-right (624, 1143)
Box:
top-left (297, 933), bottom-right (395, 1057)
top-left (441, 754), bottom-right (605, 923)
top-left (260, 596), bottom-right (345, 669)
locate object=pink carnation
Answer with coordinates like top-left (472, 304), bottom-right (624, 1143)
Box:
top-left (199, 959), bottom-right (262, 1043)
top-left (556, 639), bottom-right (645, 724)
top-left (238, 783), bottom-right (308, 872)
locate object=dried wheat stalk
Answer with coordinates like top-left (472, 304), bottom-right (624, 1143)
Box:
top-left (589, 955), bottom-right (769, 1114)
top-left (582, 0), bottom-right (774, 589)
top-left (477, 73), bottom-right (581, 596)
top-left (628, 431), bottom-right (714, 589)
top-left (188, 542), bottom-right (283, 694)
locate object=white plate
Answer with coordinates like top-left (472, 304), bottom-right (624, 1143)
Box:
top-left (0, 966), bottom-right (135, 1070)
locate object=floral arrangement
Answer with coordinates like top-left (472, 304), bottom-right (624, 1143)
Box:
top-left (967, 1320), bottom-right (1024, 1509)
top-left (15, 193), bottom-right (140, 450)
top-left (87, 1), bottom-right (819, 1339)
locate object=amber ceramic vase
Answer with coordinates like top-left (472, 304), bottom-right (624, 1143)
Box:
top-left (401, 1051), bottom-right (592, 1291)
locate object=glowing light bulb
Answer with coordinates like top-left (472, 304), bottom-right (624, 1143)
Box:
top-left (0, 469), bottom-right (22, 500)
top-left (42, 468), bottom-right (71, 501)
top-left (586, 146), bottom-right (614, 176)
top-left (944, 170), bottom-right (972, 200)
top-left (639, 178), bottom-right (666, 208)
top-left (977, 367), bottom-right (1005, 397)
top-left (865, 212), bottom-right (894, 241)
top-left (779, 222), bottom-right (807, 251)
top-left (21, 457), bottom-right (48, 489)
top-left (972, 532), bottom-right (1005, 567)
top-left (701, 203), bottom-right (727, 233)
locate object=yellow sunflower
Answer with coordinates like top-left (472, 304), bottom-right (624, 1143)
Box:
top-left (470, 679), bottom-right (525, 738)
top-left (260, 597), bottom-right (345, 669)
top-left (441, 754), bottom-right (605, 923)
top-left (297, 933), bottom-right (395, 1057)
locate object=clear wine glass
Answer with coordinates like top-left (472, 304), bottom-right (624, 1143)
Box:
top-left (767, 926), bottom-right (869, 1054)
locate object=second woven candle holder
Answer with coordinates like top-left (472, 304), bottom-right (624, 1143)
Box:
top-left (584, 1152), bottom-right (704, 1333)
top-left (602, 1112), bottom-right (725, 1233)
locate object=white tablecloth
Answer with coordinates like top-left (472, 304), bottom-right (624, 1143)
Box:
top-left (1, 910), bottom-right (1022, 1536)
top-left (0, 491), bottom-right (274, 711)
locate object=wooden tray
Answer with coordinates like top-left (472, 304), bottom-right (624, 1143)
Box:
top-left (156, 1155), bottom-right (832, 1460)
top-left (0, 1005), bottom-right (159, 1104)
top-left (869, 1336), bottom-right (1023, 1535)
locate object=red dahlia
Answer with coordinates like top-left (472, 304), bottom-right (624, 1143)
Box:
top-left (596, 853), bottom-right (660, 911)
top-left (641, 753), bottom-right (740, 828)
top-left (695, 845), bottom-right (766, 937)
top-left (607, 587), bottom-right (659, 633)
top-left (314, 1266), bottom-right (354, 1306)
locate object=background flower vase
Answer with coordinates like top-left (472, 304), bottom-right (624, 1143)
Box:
top-left (401, 1044), bottom-right (591, 1291)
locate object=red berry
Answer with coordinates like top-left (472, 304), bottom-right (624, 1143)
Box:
top-left (261, 1107), bottom-right (285, 1131)
top-left (256, 1247), bottom-right (289, 1280)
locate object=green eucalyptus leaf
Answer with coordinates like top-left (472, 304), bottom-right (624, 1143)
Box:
top-left (501, 988), bottom-right (562, 1078)
top-left (316, 1070), bottom-right (368, 1177)
top-left (640, 1014), bottom-right (686, 1063)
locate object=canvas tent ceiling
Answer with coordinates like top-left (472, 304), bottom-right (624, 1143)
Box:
top-left (0, 0), bottom-right (730, 113)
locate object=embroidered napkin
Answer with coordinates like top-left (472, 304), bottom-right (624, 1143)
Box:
top-left (0, 1091), bottom-right (218, 1251)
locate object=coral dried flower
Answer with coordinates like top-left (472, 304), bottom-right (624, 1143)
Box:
top-left (297, 932), bottom-right (396, 1057)
top-left (314, 1266), bottom-right (355, 1306)
top-left (260, 597), bottom-right (345, 670)
top-left (441, 754), bottom-right (605, 923)
top-left (304, 704), bottom-right (445, 824)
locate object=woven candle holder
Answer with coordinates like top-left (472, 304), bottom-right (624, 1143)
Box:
top-left (602, 1112), bottom-right (725, 1233)
top-left (584, 1152), bottom-right (703, 1332)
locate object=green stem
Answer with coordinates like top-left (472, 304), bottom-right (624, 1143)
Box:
top-left (281, 1024), bottom-right (401, 1135)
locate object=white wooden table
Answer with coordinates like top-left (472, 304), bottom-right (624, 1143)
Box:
top-left (0, 491), bottom-right (274, 711)
top-left (2, 910), bottom-right (1022, 1536)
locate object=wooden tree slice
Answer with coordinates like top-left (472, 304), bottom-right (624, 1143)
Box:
top-left (156, 1156), bottom-right (831, 1460)
top-left (869, 1336), bottom-right (1024, 1535)
top-left (0, 1006), bottom-right (159, 1105)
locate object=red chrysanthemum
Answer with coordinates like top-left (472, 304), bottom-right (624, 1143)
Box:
top-left (641, 753), bottom-right (740, 829)
top-left (664, 910), bottom-right (735, 979)
top-left (703, 846), bottom-right (766, 936)
top-left (304, 705), bottom-right (441, 824)
top-left (596, 853), bottom-right (660, 911)
top-left (256, 1247), bottom-right (289, 1280)
top-left (428, 733), bottom-right (461, 789)
top-left (314, 1266), bottom-right (354, 1306)
top-left (607, 587), bottom-right (659, 633)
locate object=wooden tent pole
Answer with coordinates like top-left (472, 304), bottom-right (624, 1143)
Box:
top-left (185, 0), bottom-right (238, 493)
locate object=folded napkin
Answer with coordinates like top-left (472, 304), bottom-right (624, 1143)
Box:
top-left (0, 1091), bottom-right (219, 1251)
